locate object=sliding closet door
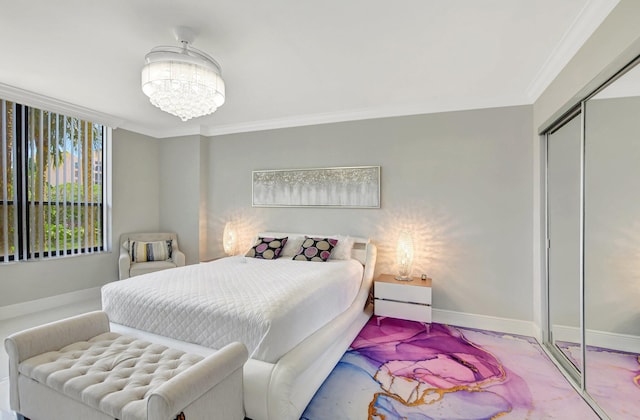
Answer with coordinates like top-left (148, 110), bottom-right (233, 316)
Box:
top-left (546, 113), bottom-right (582, 377)
top-left (583, 62), bottom-right (640, 419)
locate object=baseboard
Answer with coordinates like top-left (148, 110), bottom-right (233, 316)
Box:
top-left (551, 325), bottom-right (581, 345)
top-left (531, 323), bottom-right (543, 344)
top-left (0, 287), bottom-right (102, 321)
top-left (433, 308), bottom-right (538, 338)
top-left (552, 324), bottom-right (640, 354)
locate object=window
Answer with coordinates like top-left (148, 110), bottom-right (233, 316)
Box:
top-left (0, 99), bottom-right (108, 262)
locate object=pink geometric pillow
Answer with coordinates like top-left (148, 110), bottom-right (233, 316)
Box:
top-left (292, 237), bottom-right (338, 262)
top-left (245, 237), bottom-right (288, 259)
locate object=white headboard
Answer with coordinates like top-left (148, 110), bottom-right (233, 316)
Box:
top-left (258, 232), bottom-right (371, 266)
top-left (257, 231), bottom-right (378, 307)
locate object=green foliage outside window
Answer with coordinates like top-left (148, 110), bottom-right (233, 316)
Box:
top-left (0, 101), bottom-right (105, 260)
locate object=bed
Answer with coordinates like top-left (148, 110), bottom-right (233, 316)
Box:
top-left (101, 232), bottom-right (377, 420)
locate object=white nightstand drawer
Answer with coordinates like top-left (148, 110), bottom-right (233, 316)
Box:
top-left (375, 281), bottom-right (431, 305)
top-left (374, 299), bottom-right (432, 323)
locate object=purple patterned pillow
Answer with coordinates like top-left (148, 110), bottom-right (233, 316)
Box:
top-left (246, 237), bottom-right (288, 259)
top-left (293, 237), bottom-right (338, 262)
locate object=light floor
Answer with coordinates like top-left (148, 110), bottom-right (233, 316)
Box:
top-left (0, 298), bottom-right (102, 419)
top-left (1, 302), bottom-right (624, 419)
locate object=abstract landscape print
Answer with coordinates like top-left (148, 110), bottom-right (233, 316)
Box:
top-left (302, 317), bottom-right (598, 420)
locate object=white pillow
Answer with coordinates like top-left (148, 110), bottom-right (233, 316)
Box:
top-left (281, 235), bottom-right (306, 258)
top-left (330, 235), bottom-right (355, 260)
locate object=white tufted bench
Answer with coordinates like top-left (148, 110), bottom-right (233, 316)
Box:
top-left (4, 311), bottom-right (248, 420)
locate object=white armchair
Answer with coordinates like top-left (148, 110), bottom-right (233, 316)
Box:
top-left (119, 232), bottom-right (186, 280)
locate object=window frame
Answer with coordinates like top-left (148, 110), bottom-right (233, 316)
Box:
top-left (0, 99), bottom-right (112, 262)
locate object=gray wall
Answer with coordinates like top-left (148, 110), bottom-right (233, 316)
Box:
top-left (0, 128), bottom-right (161, 307)
top-left (158, 135), bottom-right (203, 265)
top-left (112, 130), bottom-right (161, 236)
top-left (206, 106), bottom-right (534, 321)
top-left (199, 138), bottom-right (210, 262)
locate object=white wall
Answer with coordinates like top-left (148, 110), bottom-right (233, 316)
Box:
top-left (205, 106), bottom-right (534, 321)
top-left (0, 128), bottom-right (161, 307)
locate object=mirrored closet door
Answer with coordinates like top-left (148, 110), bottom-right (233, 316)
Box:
top-left (544, 56), bottom-right (640, 419)
top-left (583, 62), bottom-right (640, 418)
top-left (546, 113), bottom-right (583, 379)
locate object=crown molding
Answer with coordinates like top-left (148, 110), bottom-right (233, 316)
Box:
top-left (526, 0), bottom-right (620, 102)
top-left (119, 94), bottom-right (528, 139)
top-left (116, 121), bottom-right (204, 139)
top-left (0, 82), bottom-right (125, 128)
top-left (201, 95), bottom-right (529, 138)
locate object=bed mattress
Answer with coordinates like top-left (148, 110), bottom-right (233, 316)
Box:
top-left (101, 256), bottom-right (363, 363)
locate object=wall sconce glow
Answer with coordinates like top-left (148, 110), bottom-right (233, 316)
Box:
top-left (223, 222), bottom-right (237, 256)
top-left (396, 230), bottom-right (414, 281)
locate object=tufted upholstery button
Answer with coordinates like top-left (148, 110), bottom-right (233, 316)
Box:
top-left (19, 332), bottom-right (205, 420)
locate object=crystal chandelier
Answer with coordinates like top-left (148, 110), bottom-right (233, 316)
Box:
top-left (141, 28), bottom-right (225, 122)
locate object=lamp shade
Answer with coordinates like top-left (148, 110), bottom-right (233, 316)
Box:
top-left (396, 230), bottom-right (414, 281)
top-left (141, 44), bottom-right (225, 122)
top-left (223, 222), bottom-right (237, 256)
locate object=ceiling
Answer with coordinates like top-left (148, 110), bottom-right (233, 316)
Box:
top-left (0, 0), bottom-right (619, 138)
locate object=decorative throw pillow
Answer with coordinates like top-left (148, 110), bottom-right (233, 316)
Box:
top-left (245, 237), bottom-right (288, 259)
top-left (293, 237), bottom-right (338, 262)
top-left (280, 235), bottom-right (305, 258)
top-left (129, 240), bottom-right (172, 262)
top-left (329, 235), bottom-right (355, 260)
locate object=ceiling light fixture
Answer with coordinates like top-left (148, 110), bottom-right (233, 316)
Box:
top-left (141, 27), bottom-right (225, 122)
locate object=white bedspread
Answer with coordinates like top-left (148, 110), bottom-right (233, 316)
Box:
top-left (101, 256), bottom-right (363, 363)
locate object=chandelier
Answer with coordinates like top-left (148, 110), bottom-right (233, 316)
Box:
top-left (141, 28), bottom-right (225, 122)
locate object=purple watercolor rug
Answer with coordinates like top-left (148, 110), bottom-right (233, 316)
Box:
top-left (557, 342), bottom-right (640, 419)
top-left (302, 317), bottom-right (599, 420)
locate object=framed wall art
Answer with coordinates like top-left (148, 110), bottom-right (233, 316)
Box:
top-left (252, 166), bottom-right (380, 208)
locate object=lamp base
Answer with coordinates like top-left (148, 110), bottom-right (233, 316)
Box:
top-left (395, 275), bottom-right (413, 281)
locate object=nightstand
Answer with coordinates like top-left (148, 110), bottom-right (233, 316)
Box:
top-left (374, 273), bottom-right (432, 324)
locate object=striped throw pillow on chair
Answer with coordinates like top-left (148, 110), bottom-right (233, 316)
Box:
top-left (129, 240), bottom-right (173, 262)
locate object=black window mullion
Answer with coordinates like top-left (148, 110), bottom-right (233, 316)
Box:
top-left (15, 105), bottom-right (26, 260)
